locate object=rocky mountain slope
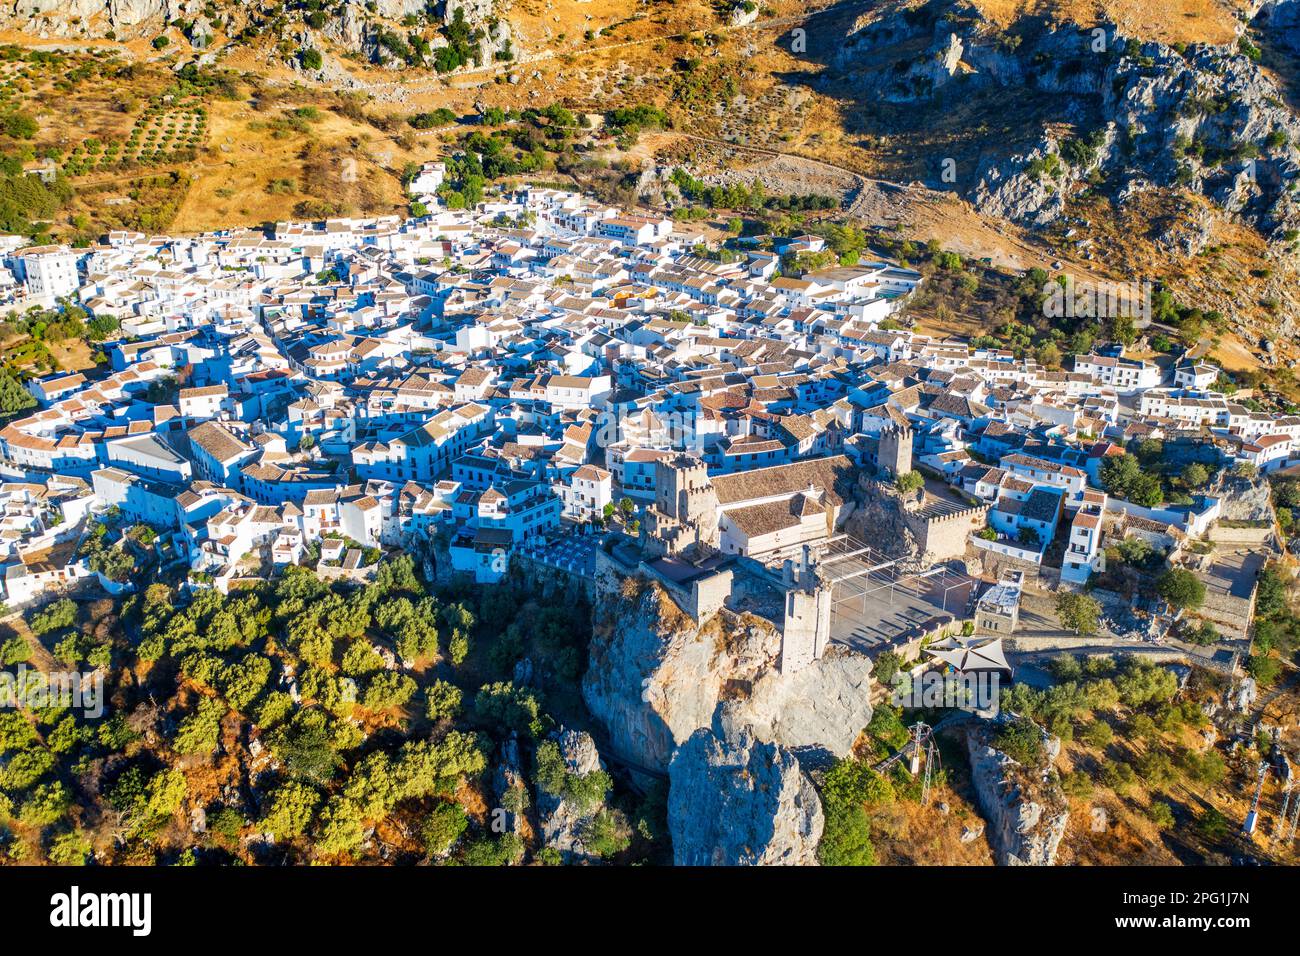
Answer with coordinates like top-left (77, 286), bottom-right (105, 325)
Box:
top-left (5, 0), bottom-right (513, 71)
top-left (833, 1), bottom-right (1300, 259)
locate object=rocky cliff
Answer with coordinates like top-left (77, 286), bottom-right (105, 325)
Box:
top-left (582, 576), bottom-right (874, 774)
top-left (965, 723), bottom-right (1069, 865)
top-left (1212, 472), bottom-right (1277, 522)
top-left (534, 727), bottom-right (611, 863)
top-left (836, 2), bottom-right (1300, 260)
top-left (3, 0), bottom-right (192, 38)
top-left (1, 0), bottom-right (511, 68)
top-left (667, 726), bottom-right (823, 866)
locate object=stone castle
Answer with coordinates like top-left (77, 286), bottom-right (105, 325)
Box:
top-left (641, 453), bottom-right (720, 559)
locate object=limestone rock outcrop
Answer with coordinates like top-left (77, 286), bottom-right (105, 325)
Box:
top-left (832, 6), bottom-right (1300, 256)
top-left (535, 727), bottom-right (610, 863)
top-left (490, 735), bottom-right (528, 836)
top-left (716, 645), bottom-right (875, 764)
top-left (1212, 473), bottom-right (1276, 523)
top-left (667, 727), bottom-right (823, 866)
top-left (965, 723), bottom-right (1069, 866)
top-left (0, 0), bottom-right (184, 37)
top-left (0, 0), bottom-right (511, 65)
top-left (582, 578), bottom-right (873, 774)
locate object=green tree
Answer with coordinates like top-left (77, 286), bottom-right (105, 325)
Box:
top-left (1246, 653), bottom-right (1282, 685)
top-left (1055, 592), bottom-right (1101, 636)
top-left (173, 696), bottom-right (225, 755)
top-left (3, 112), bottom-right (37, 139)
top-left (817, 758), bottom-right (889, 866)
top-left (583, 808), bottom-right (632, 859)
top-left (1156, 568), bottom-right (1205, 611)
top-left (873, 650), bottom-right (902, 687)
top-left (535, 738), bottom-right (610, 813)
top-left (475, 682), bottom-right (545, 737)
top-left (1147, 801), bottom-right (1175, 830)
top-left (314, 797), bottom-right (365, 856)
top-left (993, 717), bottom-right (1046, 766)
top-left (0, 367), bottom-right (36, 417)
top-left (28, 598), bottom-right (76, 636)
top-left (362, 671), bottom-right (416, 711)
top-left (895, 471), bottom-right (924, 493)
top-left (1079, 719), bottom-right (1113, 749)
top-left (47, 828), bottom-right (92, 865)
top-left (1197, 806), bottom-right (1229, 840)
top-left (424, 679), bottom-right (463, 722)
top-left (421, 801), bottom-right (468, 856)
top-left (262, 781), bottom-right (320, 838)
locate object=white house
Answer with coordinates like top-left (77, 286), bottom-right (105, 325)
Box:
top-left (15, 245), bottom-right (78, 301)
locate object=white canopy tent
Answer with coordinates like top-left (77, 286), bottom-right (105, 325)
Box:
top-left (924, 634), bottom-right (1012, 674)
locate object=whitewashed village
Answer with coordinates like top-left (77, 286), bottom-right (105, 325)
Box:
top-left (0, 166), bottom-right (1296, 868)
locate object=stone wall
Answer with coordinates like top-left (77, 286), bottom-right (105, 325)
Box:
top-left (634, 560), bottom-right (733, 624)
top-left (1208, 524), bottom-right (1275, 546)
top-left (905, 503), bottom-right (989, 563)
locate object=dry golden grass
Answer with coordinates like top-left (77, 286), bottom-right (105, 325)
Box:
top-left (969, 0), bottom-right (1243, 45)
top-left (171, 97), bottom-right (427, 232)
top-left (870, 784), bottom-right (998, 865)
top-left (1056, 677), bottom-right (1300, 867)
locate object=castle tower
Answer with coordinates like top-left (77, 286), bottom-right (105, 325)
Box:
top-left (646, 453), bottom-right (720, 556)
top-left (878, 424), bottom-right (913, 479)
top-left (658, 454), bottom-right (718, 529)
top-left (780, 545), bottom-right (832, 675)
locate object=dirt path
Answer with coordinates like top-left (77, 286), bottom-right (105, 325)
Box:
top-left (636, 129), bottom-right (1115, 282)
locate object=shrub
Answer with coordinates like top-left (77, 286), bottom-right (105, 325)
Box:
top-left (1147, 800), bottom-right (1175, 829)
top-left (993, 717), bottom-right (1045, 766)
top-left (895, 471), bottom-right (924, 494)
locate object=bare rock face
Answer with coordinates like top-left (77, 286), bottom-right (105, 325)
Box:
top-left (1212, 473), bottom-right (1276, 523)
top-left (372, 0), bottom-right (431, 19)
top-left (0, 0), bottom-right (185, 37)
top-left (323, 1), bottom-right (367, 50)
top-left (439, 0), bottom-right (494, 27)
top-left (583, 579), bottom-right (873, 774)
top-left (667, 727), bottom-right (823, 866)
top-left (970, 141), bottom-right (1075, 227)
top-left (535, 728), bottom-right (609, 863)
top-left (965, 723), bottom-right (1069, 866)
top-left (717, 645), bottom-right (875, 763)
top-left (584, 580), bottom-right (779, 773)
top-left (490, 735), bottom-right (528, 836)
